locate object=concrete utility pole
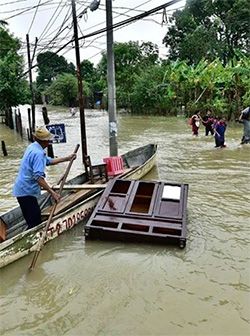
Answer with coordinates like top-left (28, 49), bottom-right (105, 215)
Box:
top-left (106, 0), bottom-right (118, 156)
top-left (26, 33), bottom-right (36, 132)
top-left (71, 0), bottom-right (88, 168)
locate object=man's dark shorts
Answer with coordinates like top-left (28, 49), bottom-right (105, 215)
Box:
top-left (17, 196), bottom-right (41, 230)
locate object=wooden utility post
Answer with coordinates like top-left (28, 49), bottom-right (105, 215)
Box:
top-left (106, 0), bottom-right (118, 156)
top-left (71, 0), bottom-right (88, 169)
top-left (26, 34), bottom-right (36, 132)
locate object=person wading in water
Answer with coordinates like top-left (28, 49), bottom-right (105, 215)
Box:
top-left (239, 107), bottom-right (250, 144)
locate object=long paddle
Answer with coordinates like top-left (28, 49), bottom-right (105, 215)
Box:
top-left (29, 144), bottom-right (80, 270)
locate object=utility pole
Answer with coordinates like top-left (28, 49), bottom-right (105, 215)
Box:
top-left (106, 0), bottom-right (118, 156)
top-left (71, 0), bottom-right (88, 168)
top-left (26, 33), bottom-right (36, 132)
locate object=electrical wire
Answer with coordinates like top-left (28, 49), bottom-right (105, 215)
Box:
top-left (20, 0), bottom-right (182, 77)
top-left (3, 0), bottom-right (53, 20)
top-left (34, 2), bottom-right (87, 56)
top-left (0, 0), bottom-right (28, 6)
top-left (37, 0), bottom-right (66, 42)
top-left (27, 0), bottom-right (42, 34)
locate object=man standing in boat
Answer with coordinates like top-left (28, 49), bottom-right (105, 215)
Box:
top-left (13, 126), bottom-right (76, 230)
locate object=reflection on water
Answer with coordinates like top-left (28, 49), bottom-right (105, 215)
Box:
top-left (0, 106), bottom-right (250, 336)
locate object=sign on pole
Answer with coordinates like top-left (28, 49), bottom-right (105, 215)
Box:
top-left (46, 124), bottom-right (66, 143)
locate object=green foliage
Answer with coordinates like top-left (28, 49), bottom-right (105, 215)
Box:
top-left (163, 0), bottom-right (250, 64)
top-left (36, 52), bottom-right (75, 89)
top-left (80, 59), bottom-right (101, 106)
top-left (97, 41), bottom-right (160, 108)
top-left (0, 27), bottom-right (29, 111)
top-left (95, 38), bottom-right (249, 118)
top-left (131, 65), bottom-right (172, 115)
top-left (130, 56), bottom-right (250, 119)
top-left (45, 73), bottom-right (90, 107)
top-left (80, 59), bottom-right (96, 83)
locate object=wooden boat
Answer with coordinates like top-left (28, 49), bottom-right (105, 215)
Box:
top-left (0, 143), bottom-right (157, 268)
top-left (85, 178), bottom-right (188, 248)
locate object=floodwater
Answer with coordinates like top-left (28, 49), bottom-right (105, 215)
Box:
top-left (0, 105), bottom-right (249, 336)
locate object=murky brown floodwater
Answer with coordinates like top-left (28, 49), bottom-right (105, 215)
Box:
top-left (0, 105), bottom-right (249, 336)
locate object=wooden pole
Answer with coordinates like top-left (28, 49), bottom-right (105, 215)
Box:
top-left (8, 108), bottom-right (14, 129)
top-left (52, 184), bottom-right (106, 190)
top-left (29, 144), bottom-right (80, 270)
top-left (27, 108), bottom-right (33, 142)
top-left (71, 0), bottom-right (88, 171)
top-left (18, 109), bottom-right (23, 138)
top-left (26, 33), bottom-right (36, 131)
top-left (1, 141), bottom-right (8, 156)
top-left (42, 106), bottom-right (54, 158)
top-left (106, 0), bottom-right (118, 156)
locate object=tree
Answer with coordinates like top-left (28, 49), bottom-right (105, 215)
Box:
top-left (36, 52), bottom-right (75, 88)
top-left (45, 73), bottom-right (90, 107)
top-left (80, 59), bottom-right (101, 106)
top-left (80, 59), bottom-right (96, 83)
top-left (97, 41), bottom-right (160, 108)
top-left (131, 65), bottom-right (171, 115)
top-left (163, 0), bottom-right (250, 64)
top-left (0, 27), bottom-right (29, 111)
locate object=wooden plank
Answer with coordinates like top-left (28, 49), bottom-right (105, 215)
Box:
top-left (41, 189), bottom-right (93, 217)
top-left (52, 184), bottom-right (106, 190)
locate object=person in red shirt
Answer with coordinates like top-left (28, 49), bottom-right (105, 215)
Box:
top-left (190, 112), bottom-right (201, 136)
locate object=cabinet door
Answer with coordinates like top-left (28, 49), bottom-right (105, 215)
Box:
top-left (125, 181), bottom-right (159, 215)
top-left (97, 179), bottom-right (133, 214)
top-left (154, 183), bottom-right (185, 219)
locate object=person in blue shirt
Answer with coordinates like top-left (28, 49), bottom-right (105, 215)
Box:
top-left (213, 117), bottom-right (227, 148)
top-left (13, 126), bottom-right (76, 230)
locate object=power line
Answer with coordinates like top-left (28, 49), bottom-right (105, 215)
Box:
top-left (37, 0), bottom-right (66, 41)
top-left (0, 0), bottom-right (28, 6)
top-left (27, 0), bottom-right (42, 34)
top-left (20, 0), bottom-right (182, 78)
top-left (3, 0), bottom-right (60, 20)
top-left (33, 2), bottom-right (88, 58)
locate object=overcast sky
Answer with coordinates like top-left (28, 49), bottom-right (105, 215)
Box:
top-left (2, 0), bottom-right (185, 71)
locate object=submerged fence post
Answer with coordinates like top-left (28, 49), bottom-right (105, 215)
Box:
top-left (8, 108), bottom-right (14, 130)
top-left (17, 109), bottom-right (23, 138)
top-left (1, 141), bottom-right (8, 156)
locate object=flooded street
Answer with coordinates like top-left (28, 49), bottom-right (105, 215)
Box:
top-left (0, 106), bottom-right (249, 336)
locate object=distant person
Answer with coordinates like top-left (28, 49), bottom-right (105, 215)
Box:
top-left (239, 107), bottom-right (250, 144)
top-left (96, 100), bottom-right (101, 109)
top-left (202, 110), bottom-right (214, 136)
top-left (70, 107), bottom-right (77, 117)
top-left (190, 112), bottom-right (201, 136)
top-left (13, 126), bottom-right (76, 230)
top-left (213, 117), bottom-right (227, 148)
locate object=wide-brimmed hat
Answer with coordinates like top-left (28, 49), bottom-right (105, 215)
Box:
top-left (33, 126), bottom-right (54, 141)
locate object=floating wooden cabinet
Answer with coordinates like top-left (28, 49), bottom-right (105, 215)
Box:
top-left (85, 179), bottom-right (189, 248)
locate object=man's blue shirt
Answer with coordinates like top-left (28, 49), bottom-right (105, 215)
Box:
top-left (13, 142), bottom-right (52, 197)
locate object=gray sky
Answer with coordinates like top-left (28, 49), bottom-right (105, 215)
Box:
top-left (2, 0), bottom-right (185, 71)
